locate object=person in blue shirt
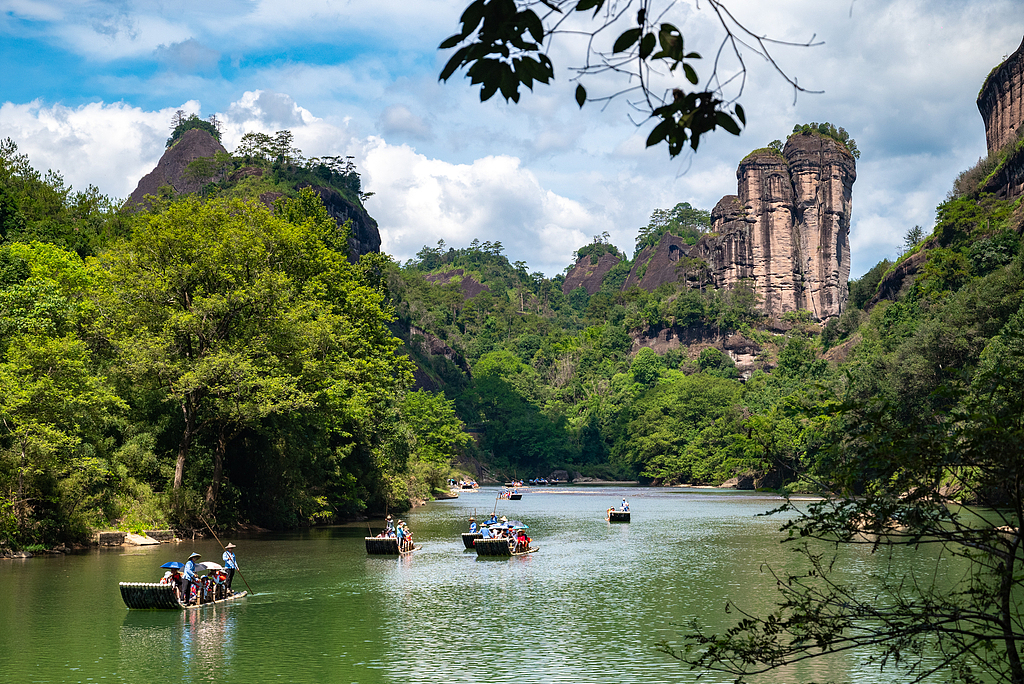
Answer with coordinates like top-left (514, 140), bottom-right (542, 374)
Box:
top-left (222, 543), bottom-right (238, 590)
top-left (621, 498), bottom-right (629, 512)
top-left (469, 517), bottom-right (478, 533)
top-left (182, 552), bottom-right (200, 606)
top-left (480, 526), bottom-right (492, 539)
top-left (485, 513), bottom-right (498, 525)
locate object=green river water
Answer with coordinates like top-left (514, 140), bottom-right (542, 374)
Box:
top-left (0, 486), bottom-right (955, 684)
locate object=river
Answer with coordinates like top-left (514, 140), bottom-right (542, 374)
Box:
top-left (0, 486), bottom-right (954, 683)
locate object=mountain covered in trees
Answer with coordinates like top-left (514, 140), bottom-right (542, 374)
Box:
top-left (1, 87), bottom-right (1023, 553)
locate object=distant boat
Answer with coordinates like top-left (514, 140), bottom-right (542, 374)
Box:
top-left (365, 537), bottom-right (420, 554)
top-left (119, 582), bottom-right (247, 610)
top-left (474, 537), bottom-right (537, 557)
top-left (607, 509), bottom-right (630, 523)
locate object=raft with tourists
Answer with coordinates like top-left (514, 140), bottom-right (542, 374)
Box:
top-left (120, 550), bottom-right (249, 610)
top-left (119, 582), bottom-right (247, 610)
top-left (366, 516), bottom-right (420, 554)
top-left (606, 500), bottom-right (630, 522)
top-left (472, 519), bottom-right (537, 557)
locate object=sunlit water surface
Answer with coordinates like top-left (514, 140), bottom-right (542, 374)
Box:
top-left (0, 487), bottom-right (959, 683)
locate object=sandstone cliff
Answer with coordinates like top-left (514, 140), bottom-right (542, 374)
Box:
top-left (622, 133), bottom-right (856, 319)
top-left (563, 252), bottom-right (622, 295)
top-left (127, 129), bottom-right (227, 205)
top-left (126, 130), bottom-right (382, 258)
top-left (978, 34), bottom-right (1024, 201)
top-left (978, 35), bottom-right (1024, 156)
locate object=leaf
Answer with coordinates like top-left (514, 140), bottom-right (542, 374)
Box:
top-left (683, 63), bottom-right (698, 85)
top-left (438, 34), bottom-right (464, 50)
top-left (574, 0), bottom-right (605, 13)
top-left (639, 32), bottom-right (657, 60)
top-left (575, 84), bottom-right (587, 108)
top-left (716, 112), bottom-right (741, 136)
top-left (439, 46), bottom-right (472, 82)
top-left (735, 104), bottom-right (746, 126)
top-left (523, 9), bottom-right (545, 44)
top-left (613, 28), bottom-right (641, 54)
top-left (646, 119), bottom-right (673, 147)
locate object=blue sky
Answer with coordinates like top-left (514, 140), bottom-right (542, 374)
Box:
top-left (1, 0), bottom-right (1021, 278)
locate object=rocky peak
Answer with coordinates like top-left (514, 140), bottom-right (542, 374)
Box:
top-left (619, 133), bottom-right (856, 320)
top-left (562, 252), bottom-right (621, 295)
top-left (126, 129), bottom-right (227, 207)
top-left (125, 129), bottom-right (382, 259)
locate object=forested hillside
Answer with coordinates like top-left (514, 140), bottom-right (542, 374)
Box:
top-left (390, 166), bottom-right (1024, 493)
top-left (2, 119), bottom-right (1023, 551)
top-left (0, 135), bottom-right (466, 549)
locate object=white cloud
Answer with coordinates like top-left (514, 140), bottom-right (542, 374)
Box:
top-left (0, 99), bottom-right (197, 197)
top-left (154, 38), bottom-right (220, 75)
top-left (360, 141), bottom-right (601, 275)
top-left (377, 105), bottom-right (433, 141)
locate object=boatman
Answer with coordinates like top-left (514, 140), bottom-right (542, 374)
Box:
top-left (622, 498), bottom-right (629, 512)
top-left (469, 517), bottom-right (477, 534)
top-left (385, 515), bottom-right (395, 537)
top-left (182, 552), bottom-right (200, 606)
top-left (222, 543), bottom-right (239, 590)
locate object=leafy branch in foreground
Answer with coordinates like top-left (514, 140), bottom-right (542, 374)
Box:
top-left (439, 0), bottom-right (821, 157)
top-left (659, 322), bottom-right (1024, 684)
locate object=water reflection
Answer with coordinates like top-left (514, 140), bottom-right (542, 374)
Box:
top-left (119, 604), bottom-right (241, 682)
top-left (1, 486), bottom-right (961, 684)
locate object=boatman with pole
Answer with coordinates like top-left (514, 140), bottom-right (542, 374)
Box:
top-left (222, 543), bottom-right (239, 590)
top-left (182, 552), bottom-right (200, 606)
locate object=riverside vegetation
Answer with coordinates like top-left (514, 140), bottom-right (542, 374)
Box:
top-left (3, 114), bottom-right (1024, 680)
top-left (1, 120), bottom-right (1023, 546)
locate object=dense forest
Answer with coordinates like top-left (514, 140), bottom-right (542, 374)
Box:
top-left (2, 118), bottom-right (1023, 554)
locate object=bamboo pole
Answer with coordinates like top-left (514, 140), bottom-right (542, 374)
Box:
top-left (198, 515), bottom-right (254, 595)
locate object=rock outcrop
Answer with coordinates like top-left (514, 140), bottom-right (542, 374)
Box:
top-left (563, 252), bottom-right (621, 295)
top-left (623, 133), bottom-right (856, 319)
top-left (301, 183), bottom-right (382, 257)
top-left (126, 130), bottom-right (383, 259)
top-left (978, 35), bottom-right (1024, 156)
top-left (423, 269), bottom-right (490, 299)
top-left (127, 129), bottom-right (228, 205)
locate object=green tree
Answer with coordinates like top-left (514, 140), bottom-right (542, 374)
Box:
top-left (94, 190), bottom-right (412, 518)
top-left (635, 202), bottom-right (711, 256)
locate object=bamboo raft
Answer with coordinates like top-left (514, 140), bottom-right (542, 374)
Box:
top-left (473, 537), bottom-right (538, 557)
top-left (118, 582), bottom-right (247, 610)
top-left (608, 510), bottom-right (630, 522)
top-left (365, 537), bottom-right (419, 554)
top-left (462, 532), bottom-right (483, 549)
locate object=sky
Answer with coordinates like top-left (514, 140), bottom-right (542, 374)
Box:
top-left (0, 0), bottom-right (1021, 278)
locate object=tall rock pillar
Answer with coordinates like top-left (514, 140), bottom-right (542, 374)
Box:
top-left (785, 135), bottom-right (856, 319)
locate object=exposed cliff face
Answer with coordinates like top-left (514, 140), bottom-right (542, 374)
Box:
top-left (126, 129), bottom-right (227, 206)
top-left (622, 232), bottom-right (698, 291)
top-left (300, 184), bottom-right (381, 257)
top-left (978, 35), bottom-right (1024, 156)
top-left (624, 134), bottom-right (855, 319)
top-left (126, 130), bottom-right (382, 258)
top-left (563, 252), bottom-right (621, 295)
top-left (423, 268), bottom-right (490, 299)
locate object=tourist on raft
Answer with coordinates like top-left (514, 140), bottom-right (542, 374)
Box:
top-left (222, 543), bottom-right (239, 590)
top-left (182, 552), bottom-right (200, 606)
top-left (468, 517), bottom-right (477, 533)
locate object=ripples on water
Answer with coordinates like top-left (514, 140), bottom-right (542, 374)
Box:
top-left (0, 486), bottom-right (956, 683)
